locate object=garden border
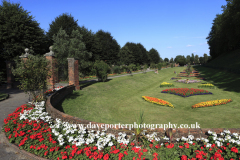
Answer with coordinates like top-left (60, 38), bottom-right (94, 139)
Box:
top-left (45, 85), bottom-right (240, 140)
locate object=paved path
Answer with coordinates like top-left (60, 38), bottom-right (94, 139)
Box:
top-left (0, 68), bottom-right (165, 159)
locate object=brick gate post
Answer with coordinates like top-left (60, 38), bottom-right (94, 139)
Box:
top-left (67, 58), bottom-right (80, 90)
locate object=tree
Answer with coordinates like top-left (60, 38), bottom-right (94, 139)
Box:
top-left (190, 53), bottom-right (195, 64)
top-left (186, 55), bottom-right (191, 64)
top-left (118, 46), bottom-right (134, 65)
top-left (194, 55), bottom-right (199, 64)
top-left (45, 13), bottom-right (79, 47)
top-left (11, 54), bottom-right (51, 102)
top-left (148, 48), bottom-right (160, 64)
top-left (174, 55), bottom-right (186, 66)
top-left (123, 42), bottom-right (142, 64)
top-left (52, 27), bottom-right (92, 80)
top-left (136, 43), bottom-right (149, 65)
top-left (0, 0), bottom-right (49, 61)
top-left (203, 53), bottom-right (208, 63)
top-left (92, 30), bottom-right (120, 65)
top-left (199, 57), bottom-right (204, 64)
top-left (164, 58), bottom-right (169, 62)
top-left (94, 60), bottom-right (110, 82)
top-left (170, 57), bottom-right (174, 63)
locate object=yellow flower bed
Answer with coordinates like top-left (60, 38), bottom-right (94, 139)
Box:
top-left (192, 99), bottom-right (232, 108)
top-left (142, 96), bottom-right (174, 108)
top-left (198, 83), bottom-right (215, 89)
top-left (160, 82), bottom-right (174, 87)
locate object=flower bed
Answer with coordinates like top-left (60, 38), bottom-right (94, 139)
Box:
top-left (161, 88), bottom-right (213, 97)
top-left (44, 86), bottom-right (64, 97)
top-left (3, 102), bottom-right (240, 159)
top-left (192, 99), bottom-right (233, 108)
top-left (195, 77), bottom-right (207, 80)
top-left (160, 82), bottom-right (174, 88)
top-left (198, 83), bottom-right (215, 89)
top-left (170, 77), bottom-right (181, 80)
top-left (175, 79), bottom-right (201, 84)
top-left (142, 96), bottom-right (174, 108)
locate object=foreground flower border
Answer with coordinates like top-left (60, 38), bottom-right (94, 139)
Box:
top-left (3, 101), bottom-right (240, 159)
top-left (142, 96), bottom-right (174, 108)
top-left (192, 99), bottom-right (233, 109)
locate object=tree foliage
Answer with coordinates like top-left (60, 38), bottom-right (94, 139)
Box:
top-left (94, 60), bottom-right (110, 82)
top-left (174, 55), bottom-right (186, 66)
top-left (92, 30), bottom-right (120, 65)
top-left (148, 48), bottom-right (160, 64)
top-left (164, 58), bottom-right (169, 62)
top-left (0, 0), bottom-right (49, 61)
top-left (206, 0), bottom-right (240, 59)
top-left (52, 27), bottom-right (92, 80)
top-left (118, 46), bottom-right (134, 65)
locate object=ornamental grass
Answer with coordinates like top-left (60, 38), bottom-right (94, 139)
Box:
top-left (142, 96), bottom-right (174, 108)
top-left (161, 88), bottom-right (213, 97)
top-left (198, 83), bottom-right (215, 89)
top-left (160, 82), bottom-right (174, 87)
top-left (192, 99), bottom-right (233, 108)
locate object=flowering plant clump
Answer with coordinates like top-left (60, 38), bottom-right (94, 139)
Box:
top-left (44, 86), bottom-right (64, 96)
top-left (161, 88), bottom-right (213, 97)
top-left (160, 82), bottom-right (174, 88)
top-left (142, 96), bottom-right (174, 108)
top-left (192, 99), bottom-right (233, 108)
top-left (198, 83), bottom-right (215, 89)
top-left (3, 102), bottom-right (240, 159)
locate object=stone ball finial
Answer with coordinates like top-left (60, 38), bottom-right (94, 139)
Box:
top-left (49, 46), bottom-right (52, 51)
top-left (25, 48), bottom-right (29, 53)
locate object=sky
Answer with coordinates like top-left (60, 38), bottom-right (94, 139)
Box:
top-left (4, 0), bottom-right (227, 60)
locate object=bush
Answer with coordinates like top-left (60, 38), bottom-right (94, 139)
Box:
top-left (128, 63), bottom-right (137, 71)
top-left (112, 65), bottom-right (121, 74)
top-left (94, 60), bottom-right (110, 82)
top-left (157, 63), bottom-right (162, 70)
top-left (150, 63), bottom-right (156, 69)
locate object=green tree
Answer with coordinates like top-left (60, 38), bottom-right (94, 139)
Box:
top-left (92, 30), bottom-right (120, 65)
top-left (45, 13), bottom-right (79, 47)
top-left (94, 60), bottom-right (110, 82)
top-left (123, 42), bottom-right (143, 65)
top-left (203, 53), bottom-right (208, 63)
top-left (0, 0), bottom-right (49, 61)
top-left (11, 54), bottom-right (51, 102)
top-left (52, 27), bottom-right (92, 80)
top-left (148, 48), bottom-right (160, 64)
top-left (186, 55), bottom-right (191, 64)
top-left (174, 55), bottom-right (186, 66)
top-left (164, 58), bottom-right (169, 62)
top-left (194, 55), bottom-right (199, 64)
top-left (170, 57), bottom-right (173, 63)
top-left (199, 57), bottom-right (204, 64)
top-left (190, 53), bottom-right (195, 64)
top-left (136, 43), bottom-right (149, 65)
top-left (118, 46), bottom-right (134, 65)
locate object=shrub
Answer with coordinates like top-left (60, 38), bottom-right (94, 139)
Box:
top-left (150, 63), bottom-right (156, 69)
top-left (128, 63), bottom-right (137, 71)
top-left (11, 55), bottom-right (51, 102)
top-left (157, 63), bottom-right (162, 70)
top-left (112, 65), bottom-right (121, 74)
top-left (94, 60), bottom-right (110, 82)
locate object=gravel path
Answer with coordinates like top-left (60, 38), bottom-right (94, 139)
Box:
top-left (0, 68), bottom-right (163, 159)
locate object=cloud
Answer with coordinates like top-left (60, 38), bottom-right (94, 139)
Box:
top-left (192, 51), bottom-right (196, 53)
top-left (186, 45), bottom-right (193, 47)
top-left (167, 46), bottom-right (172, 48)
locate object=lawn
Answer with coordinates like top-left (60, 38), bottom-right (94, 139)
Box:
top-left (59, 66), bottom-right (240, 128)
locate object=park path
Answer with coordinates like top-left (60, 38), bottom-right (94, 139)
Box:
top-left (0, 68), bottom-right (165, 160)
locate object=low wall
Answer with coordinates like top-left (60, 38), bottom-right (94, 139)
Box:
top-left (45, 85), bottom-right (240, 141)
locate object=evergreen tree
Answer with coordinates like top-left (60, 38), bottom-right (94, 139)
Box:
top-left (0, 0), bottom-right (49, 61)
top-left (45, 13), bottom-right (79, 47)
top-left (186, 55), bottom-right (191, 64)
top-left (164, 58), bottom-right (169, 62)
top-left (148, 48), bottom-right (160, 64)
top-left (118, 46), bottom-right (134, 65)
top-left (203, 53), bottom-right (208, 63)
top-left (136, 43), bottom-right (149, 65)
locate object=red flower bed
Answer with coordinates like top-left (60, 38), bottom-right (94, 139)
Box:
top-left (161, 88), bottom-right (213, 97)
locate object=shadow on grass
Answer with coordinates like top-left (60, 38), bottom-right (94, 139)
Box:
top-left (194, 65), bottom-right (240, 93)
top-left (80, 79), bottom-right (112, 90)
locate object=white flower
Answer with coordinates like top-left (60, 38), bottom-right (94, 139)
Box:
top-left (206, 143), bottom-right (211, 148)
top-left (188, 135), bottom-right (194, 140)
top-left (108, 142), bottom-right (113, 146)
top-left (208, 130), bottom-right (213, 134)
top-left (224, 130), bottom-right (231, 134)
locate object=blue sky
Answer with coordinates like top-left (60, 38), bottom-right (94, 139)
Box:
top-left (6, 0), bottom-right (227, 59)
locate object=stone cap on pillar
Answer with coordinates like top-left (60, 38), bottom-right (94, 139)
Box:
top-left (67, 57), bottom-right (79, 60)
top-left (19, 48), bottom-right (32, 58)
top-left (44, 46), bottom-right (55, 57)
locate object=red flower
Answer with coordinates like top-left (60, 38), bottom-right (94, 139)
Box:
top-left (44, 151), bottom-right (48, 156)
top-left (124, 151), bottom-right (128, 155)
top-left (103, 153), bottom-right (110, 160)
top-left (181, 155), bottom-right (187, 160)
top-left (167, 143), bottom-right (174, 148)
top-left (149, 144), bottom-right (153, 148)
top-left (179, 145), bottom-right (184, 148)
top-left (153, 152), bottom-right (158, 157)
top-left (118, 153), bottom-right (124, 160)
top-left (231, 147), bottom-right (238, 153)
top-left (131, 142), bottom-right (135, 146)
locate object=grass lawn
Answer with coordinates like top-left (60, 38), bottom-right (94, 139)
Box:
top-left (59, 66), bottom-right (240, 129)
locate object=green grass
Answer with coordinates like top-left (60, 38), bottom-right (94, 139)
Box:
top-left (0, 92), bottom-right (9, 101)
top-left (59, 66), bottom-right (240, 128)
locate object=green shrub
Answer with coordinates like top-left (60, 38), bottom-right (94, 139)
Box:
top-left (128, 63), bottom-right (137, 71)
top-left (157, 63), bottom-right (162, 70)
top-left (150, 63), bottom-right (156, 69)
top-left (113, 66), bottom-right (121, 74)
top-left (94, 60), bottom-right (110, 82)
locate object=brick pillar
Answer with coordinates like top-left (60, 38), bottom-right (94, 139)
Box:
top-left (67, 58), bottom-right (80, 90)
top-left (5, 61), bottom-right (15, 89)
top-left (44, 46), bottom-right (58, 89)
